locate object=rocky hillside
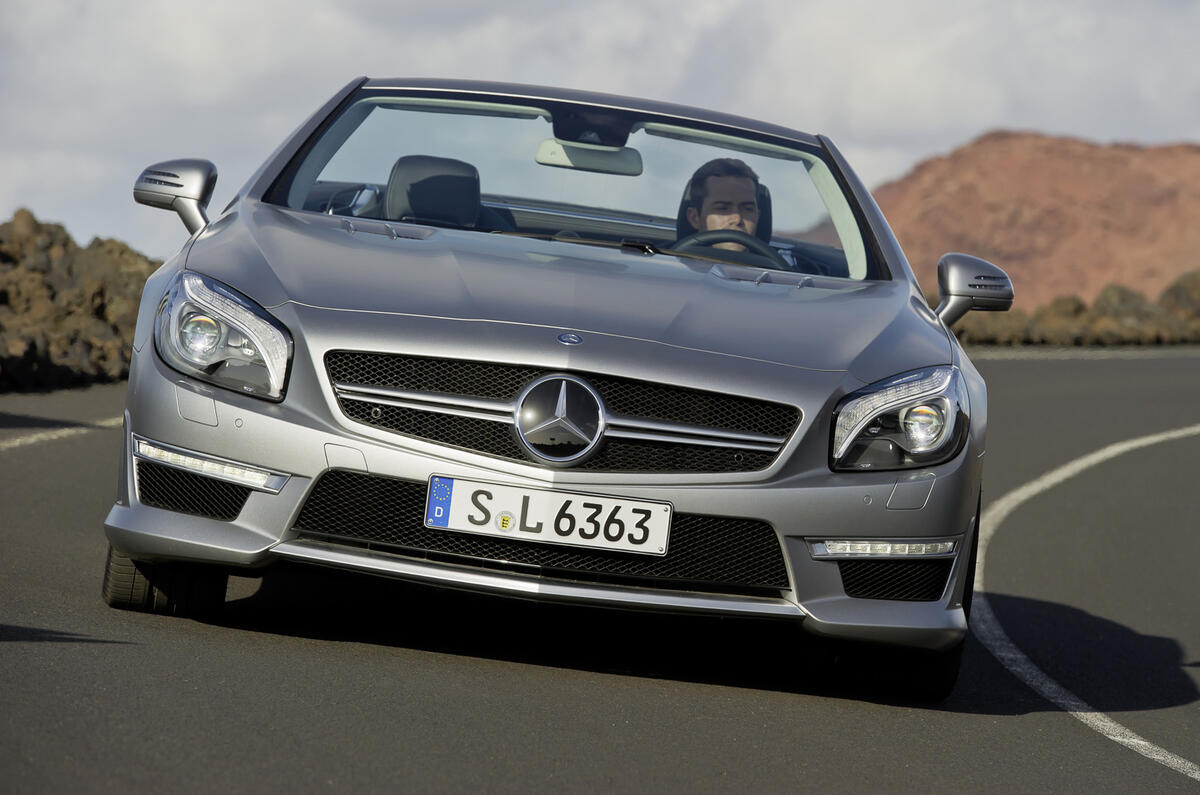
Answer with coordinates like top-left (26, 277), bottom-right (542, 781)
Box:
top-left (875, 131), bottom-right (1200, 310)
top-left (0, 209), bottom-right (160, 390)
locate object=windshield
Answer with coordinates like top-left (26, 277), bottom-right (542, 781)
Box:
top-left (267, 90), bottom-right (880, 280)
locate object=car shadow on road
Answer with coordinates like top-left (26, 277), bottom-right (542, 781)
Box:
top-left (967, 592), bottom-right (1200, 714)
top-left (215, 564), bottom-right (1198, 714)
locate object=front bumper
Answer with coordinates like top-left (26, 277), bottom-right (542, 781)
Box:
top-left (105, 349), bottom-right (980, 651)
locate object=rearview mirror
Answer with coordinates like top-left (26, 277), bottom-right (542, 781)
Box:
top-left (934, 253), bottom-right (1014, 327)
top-left (535, 139), bottom-right (642, 176)
top-left (133, 159), bottom-right (218, 234)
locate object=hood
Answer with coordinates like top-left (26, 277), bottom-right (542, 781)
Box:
top-left (187, 201), bottom-right (951, 383)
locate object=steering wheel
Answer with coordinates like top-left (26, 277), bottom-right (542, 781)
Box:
top-left (671, 229), bottom-right (790, 270)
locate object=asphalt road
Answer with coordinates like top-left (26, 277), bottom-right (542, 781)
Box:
top-left (2, 349), bottom-right (1199, 792)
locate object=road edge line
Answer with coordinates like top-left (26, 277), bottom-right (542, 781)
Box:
top-left (0, 416), bottom-right (123, 452)
top-left (975, 423), bottom-right (1200, 781)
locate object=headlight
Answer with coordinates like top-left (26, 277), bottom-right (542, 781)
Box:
top-left (831, 366), bottom-right (968, 471)
top-left (154, 272), bottom-right (293, 401)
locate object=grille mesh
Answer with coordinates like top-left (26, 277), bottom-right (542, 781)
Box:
top-left (588, 373), bottom-right (795, 437)
top-left (292, 470), bottom-right (790, 594)
top-left (339, 398), bottom-right (776, 473)
top-left (326, 351), bottom-right (798, 434)
top-left (837, 559), bottom-right (953, 601)
top-left (580, 437), bottom-right (775, 473)
top-left (341, 400), bottom-right (525, 458)
top-left (136, 460), bottom-right (251, 521)
top-left (327, 351), bottom-right (798, 473)
top-left (329, 351), bottom-right (540, 403)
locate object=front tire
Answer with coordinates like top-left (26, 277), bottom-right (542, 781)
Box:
top-left (904, 493), bottom-right (981, 701)
top-left (101, 544), bottom-right (227, 618)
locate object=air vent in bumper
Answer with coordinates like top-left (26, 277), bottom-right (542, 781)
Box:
top-left (292, 469), bottom-right (790, 596)
top-left (135, 460), bottom-right (252, 521)
top-left (837, 559), bottom-right (953, 601)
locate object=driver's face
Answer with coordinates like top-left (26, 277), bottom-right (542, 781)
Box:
top-left (686, 176), bottom-right (759, 250)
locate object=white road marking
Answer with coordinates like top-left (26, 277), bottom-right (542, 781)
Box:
top-left (975, 423), bottom-right (1200, 781)
top-left (0, 415), bottom-right (123, 452)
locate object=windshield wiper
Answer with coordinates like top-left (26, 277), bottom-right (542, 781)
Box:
top-left (493, 230), bottom-right (644, 250)
top-left (492, 230), bottom-right (788, 270)
top-left (618, 239), bottom-right (666, 256)
top-left (495, 231), bottom-right (691, 257)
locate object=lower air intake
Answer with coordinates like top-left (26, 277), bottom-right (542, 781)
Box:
top-left (837, 559), bottom-right (953, 601)
top-left (136, 460), bottom-right (252, 521)
top-left (292, 469), bottom-right (790, 596)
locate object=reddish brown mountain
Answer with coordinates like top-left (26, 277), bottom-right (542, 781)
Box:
top-left (873, 131), bottom-right (1200, 310)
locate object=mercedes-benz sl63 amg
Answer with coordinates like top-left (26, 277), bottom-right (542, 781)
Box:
top-left (103, 78), bottom-right (1013, 698)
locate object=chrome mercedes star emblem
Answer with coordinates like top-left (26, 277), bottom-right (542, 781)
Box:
top-left (514, 374), bottom-right (605, 466)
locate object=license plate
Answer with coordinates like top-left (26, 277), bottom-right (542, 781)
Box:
top-left (424, 475), bottom-right (671, 556)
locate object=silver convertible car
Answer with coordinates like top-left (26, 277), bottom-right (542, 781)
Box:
top-left (103, 78), bottom-right (1012, 698)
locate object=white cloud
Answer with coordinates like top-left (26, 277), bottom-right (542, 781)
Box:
top-left (1, 0), bottom-right (1197, 259)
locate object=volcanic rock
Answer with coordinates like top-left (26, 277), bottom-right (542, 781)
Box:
top-left (0, 209), bottom-right (160, 390)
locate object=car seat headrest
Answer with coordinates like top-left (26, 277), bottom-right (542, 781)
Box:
top-left (386, 155), bottom-right (481, 227)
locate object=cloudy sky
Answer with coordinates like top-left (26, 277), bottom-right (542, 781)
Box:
top-left (2, 0), bottom-right (1198, 261)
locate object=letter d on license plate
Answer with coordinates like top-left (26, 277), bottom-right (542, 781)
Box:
top-left (425, 475), bottom-right (671, 556)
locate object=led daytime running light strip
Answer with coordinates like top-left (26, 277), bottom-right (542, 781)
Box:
top-left (813, 540), bottom-right (955, 557)
top-left (135, 439), bottom-right (283, 491)
top-left (833, 367), bottom-right (954, 460)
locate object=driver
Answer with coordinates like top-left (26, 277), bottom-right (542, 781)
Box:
top-left (680, 158), bottom-right (761, 252)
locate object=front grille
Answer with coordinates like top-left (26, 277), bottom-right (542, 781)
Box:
top-left (292, 469), bottom-right (790, 596)
top-left (339, 398), bottom-right (777, 473)
top-left (135, 460), bottom-right (252, 521)
top-left (837, 559), bottom-right (953, 601)
top-left (326, 351), bottom-right (799, 473)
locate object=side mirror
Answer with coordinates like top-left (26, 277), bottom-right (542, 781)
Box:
top-left (133, 159), bottom-right (218, 234)
top-left (934, 253), bottom-right (1014, 327)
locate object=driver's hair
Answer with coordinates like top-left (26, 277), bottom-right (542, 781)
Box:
top-left (684, 158), bottom-right (760, 210)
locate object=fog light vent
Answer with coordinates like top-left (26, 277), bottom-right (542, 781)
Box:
top-left (135, 460), bottom-right (251, 521)
top-left (837, 559), bottom-right (953, 601)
